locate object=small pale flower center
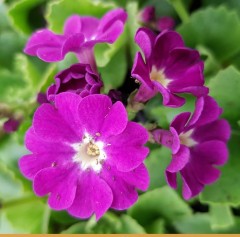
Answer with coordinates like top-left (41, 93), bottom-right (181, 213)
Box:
top-left (87, 142), bottom-right (100, 156)
top-left (179, 129), bottom-right (197, 147)
top-left (72, 133), bottom-right (107, 172)
top-left (150, 66), bottom-right (170, 88)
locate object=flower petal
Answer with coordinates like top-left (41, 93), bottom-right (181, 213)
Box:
top-left (33, 104), bottom-right (78, 142)
top-left (106, 122), bottom-right (149, 172)
top-left (131, 52), bottom-right (153, 89)
top-left (170, 112), bottom-right (191, 134)
top-left (166, 145), bottom-right (190, 172)
top-left (25, 127), bottom-right (73, 154)
top-left (100, 101), bottom-right (128, 139)
top-left (67, 171), bottom-right (113, 220)
top-left (100, 165), bottom-right (138, 210)
top-left (188, 96), bottom-right (222, 128)
top-left (135, 27), bottom-right (156, 59)
top-left (34, 167), bottom-right (77, 210)
top-left (152, 31), bottom-right (184, 69)
top-left (165, 171), bottom-right (177, 189)
top-left (98, 8), bottom-right (127, 34)
top-left (164, 48), bottom-right (201, 79)
top-left (78, 94), bottom-right (112, 135)
top-left (55, 92), bottom-right (83, 138)
top-left (180, 165), bottom-right (204, 199)
top-left (193, 140), bottom-right (229, 166)
top-left (24, 29), bottom-right (65, 56)
top-left (192, 119), bottom-right (231, 143)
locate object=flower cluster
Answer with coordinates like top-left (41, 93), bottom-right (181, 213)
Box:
top-left (19, 6), bottom-right (230, 220)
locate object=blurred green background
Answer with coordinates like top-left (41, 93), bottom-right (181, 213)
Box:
top-left (1, 0), bottom-right (240, 233)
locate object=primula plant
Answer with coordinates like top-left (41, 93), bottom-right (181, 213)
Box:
top-left (1, 0), bottom-right (240, 234)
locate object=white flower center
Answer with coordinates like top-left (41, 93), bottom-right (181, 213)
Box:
top-left (72, 133), bottom-right (107, 172)
top-left (179, 129), bottom-right (197, 147)
top-left (150, 66), bottom-right (171, 88)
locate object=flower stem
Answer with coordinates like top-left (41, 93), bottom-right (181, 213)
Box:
top-left (168, 0), bottom-right (190, 23)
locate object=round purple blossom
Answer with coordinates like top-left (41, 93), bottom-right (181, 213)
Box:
top-left (153, 96), bottom-right (231, 199)
top-left (24, 9), bottom-right (127, 71)
top-left (131, 28), bottom-right (208, 107)
top-left (47, 63), bottom-right (103, 102)
top-left (19, 93), bottom-right (149, 220)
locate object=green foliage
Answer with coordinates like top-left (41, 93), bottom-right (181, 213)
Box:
top-left (1, 0), bottom-right (240, 234)
top-left (178, 6), bottom-right (240, 63)
top-left (8, 0), bottom-right (46, 35)
top-left (209, 203), bottom-right (234, 230)
top-left (200, 134), bottom-right (240, 205)
top-left (128, 187), bottom-right (192, 228)
top-left (45, 0), bottom-right (114, 33)
top-left (208, 66), bottom-right (240, 122)
top-left (62, 213), bottom-right (146, 234)
top-left (145, 146), bottom-right (171, 190)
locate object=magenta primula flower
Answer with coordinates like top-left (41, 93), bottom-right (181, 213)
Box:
top-left (153, 96), bottom-right (231, 199)
top-left (24, 8), bottom-right (127, 71)
top-left (132, 28), bottom-right (208, 107)
top-left (19, 93), bottom-right (149, 220)
top-left (47, 63), bottom-right (102, 102)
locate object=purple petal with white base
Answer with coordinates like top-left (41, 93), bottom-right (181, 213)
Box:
top-left (132, 28), bottom-right (208, 107)
top-left (19, 93), bottom-right (149, 220)
top-left (153, 96), bottom-right (231, 199)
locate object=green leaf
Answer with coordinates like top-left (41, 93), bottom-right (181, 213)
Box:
top-left (200, 133), bottom-right (240, 206)
top-left (208, 66), bottom-right (240, 122)
top-left (209, 203), bottom-right (235, 230)
top-left (99, 46), bottom-right (127, 92)
top-left (3, 197), bottom-right (48, 233)
top-left (128, 187), bottom-right (192, 227)
top-left (94, 29), bottom-right (127, 68)
top-left (0, 31), bottom-right (25, 69)
top-left (178, 6), bottom-right (240, 63)
top-left (174, 214), bottom-right (240, 234)
top-left (45, 0), bottom-right (114, 33)
top-left (62, 213), bottom-right (145, 234)
top-left (0, 2), bottom-right (11, 31)
top-left (174, 214), bottom-right (214, 233)
top-left (145, 147), bottom-right (171, 190)
top-left (0, 163), bottom-right (23, 202)
top-left (197, 45), bottom-right (221, 77)
top-left (0, 212), bottom-right (25, 233)
top-left (0, 69), bottom-right (23, 102)
top-left (126, 1), bottom-right (140, 62)
top-left (117, 215), bottom-right (146, 234)
top-left (145, 218), bottom-right (165, 234)
top-left (144, 94), bottom-right (195, 129)
top-left (202, 0), bottom-right (240, 17)
top-left (8, 0), bottom-right (46, 35)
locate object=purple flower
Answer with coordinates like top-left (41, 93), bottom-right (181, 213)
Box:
top-left (47, 63), bottom-right (103, 102)
top-left (37, 92), bottom-right (49, 104)
top-left (157, 16), bottom-right (175, 31)
top-left (24, 9), bottom-right (127, 71)
top-left (138, 6), bottom-right (156, 24)
top-left (3, 118), bottom-right (20, 133)
top-left (19, 93), bottom-right (149, 220)
top-left (153, 96), bottom-right (231, 199)
top-left (131, 28), bottom-right (208, 107)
